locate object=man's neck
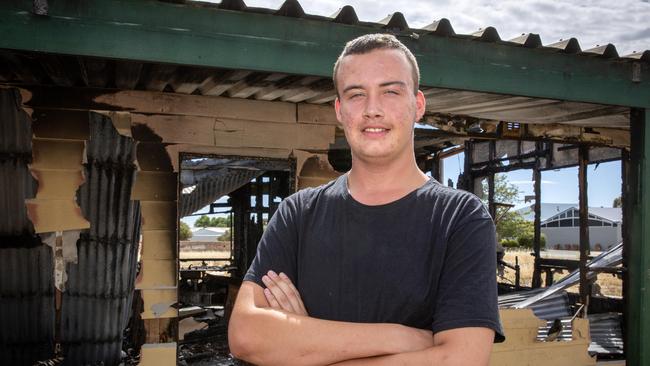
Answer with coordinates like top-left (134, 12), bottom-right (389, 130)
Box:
top-left (347, 156), bottom-right (429, 206)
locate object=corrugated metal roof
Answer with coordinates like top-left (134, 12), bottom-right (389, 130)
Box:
top-left (500, 291), bottom-right (623, 356)
top-left (513, 242), bottom-right (622, 309)
top-left (541, 206), bottom-right (622, 223)
top-left (0, 88), bottom-right (55, 364)
top-left (61, 113), bottom-right (141, 365)
top-left (0, 49), bottom-right (632, 129)
top-left (0, 0), bottom-right (642, 129)
top-left (181, 1), bottom-right (648, 63)
top-left (517, 203), bottom-right (579, 221)
top-left (518, 204), bottom-right (622, 223)
top-left (499, 289), bottom-right (572, 320)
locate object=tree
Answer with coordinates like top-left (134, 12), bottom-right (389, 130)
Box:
top-left (194, 215), bottom-right (212, 228)
top-left (217, 229), bottom-right (232, 242)
top-left (179, 222), bottom-right (193, 240)
top-left (209, 216), bottom-right (231, 227)
top-left (481, 174), bottom-right (542, 248)
top-left (613, 196), bottom-right (622, 208)
top-left (482, 175), bottom-right (520, 237)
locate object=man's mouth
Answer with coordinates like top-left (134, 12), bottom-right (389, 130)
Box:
top-left (363, 127), bottom-right (389, 133)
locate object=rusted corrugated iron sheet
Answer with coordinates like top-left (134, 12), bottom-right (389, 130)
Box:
top-left (60, 113), bottom-right (141, 365)
top-left (0, 88), bottom-right (55, 364)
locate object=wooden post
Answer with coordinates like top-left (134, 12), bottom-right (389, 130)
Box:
top-left (578, 144), bottom-right (590, 316)
top-left (532, 161), bottom-right (543, 288)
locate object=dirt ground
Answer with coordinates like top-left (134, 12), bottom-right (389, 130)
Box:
top-left (501, 249), bottom-right (622, 297)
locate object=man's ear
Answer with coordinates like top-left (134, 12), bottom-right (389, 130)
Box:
top-left (335, 97), bottom-right (343, 125)
top-left (415, 90), bottom-right (426, 122)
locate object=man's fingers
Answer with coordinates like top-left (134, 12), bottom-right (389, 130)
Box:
top-left (279, 272), bottom-right (308, 315)
top-left (263, 288), bottom-right (281, 309)
top-left (262, 274), bottom-right (296, 313)
top-left (269, 271), bottom-right (306, 315)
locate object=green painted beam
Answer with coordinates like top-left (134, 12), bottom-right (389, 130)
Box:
top-left (0, 0), bottom-right (649, 107)
top-left (627, 108), bottom-right (650, 365)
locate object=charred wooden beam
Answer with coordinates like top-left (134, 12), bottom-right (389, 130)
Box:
top-left (578, 144), bottom-right (591, 316)
top-left (532, 162), bottom-right (543, 288)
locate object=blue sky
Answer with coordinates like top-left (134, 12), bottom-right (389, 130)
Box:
top-left (442, 153), bottom-right (622, 209)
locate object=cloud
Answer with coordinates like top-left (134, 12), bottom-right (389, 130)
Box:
top-left (248, 0), bottom-right (650, 54)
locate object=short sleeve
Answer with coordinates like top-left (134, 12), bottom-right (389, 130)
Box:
top-left (430, 197), bottom-right (505, 342)
top-left (243, 195), bottom-right (300, 288)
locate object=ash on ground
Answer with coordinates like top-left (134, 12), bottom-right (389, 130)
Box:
top-left (179, 322), bottom-right (250, 366)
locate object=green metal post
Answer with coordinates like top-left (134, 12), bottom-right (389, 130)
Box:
top-left (627, 108), bottom-right (650, 365)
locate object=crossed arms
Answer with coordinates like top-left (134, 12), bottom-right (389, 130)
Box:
top-left (228, 271), bottom-right (494, 366)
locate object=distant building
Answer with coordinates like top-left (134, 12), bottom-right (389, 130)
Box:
top-left (190, 227), bottom-right (228, 242)
top-left (516, 203), bottom-right (578, 222)
top-left (520, 205), bottom-right (621, 251)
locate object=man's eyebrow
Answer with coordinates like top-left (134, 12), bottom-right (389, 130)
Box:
top-left (342, 85), bottom-right (364, 94)
top-left (379, 81), bottom-right (407, 88)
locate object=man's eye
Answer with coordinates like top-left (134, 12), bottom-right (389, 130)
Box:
top-left (385, 90), bottom-right (399, 95)
top-left (349, 93), bottom-right (364, 99)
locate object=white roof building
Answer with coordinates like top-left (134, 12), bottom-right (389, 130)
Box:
top-left (189, 227), bottom-right (228, 242)
top-left (538, 206), bottom-right (622, 251)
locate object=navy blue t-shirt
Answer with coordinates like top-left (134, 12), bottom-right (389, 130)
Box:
top-left (244, 175), bottom-right (504, 341)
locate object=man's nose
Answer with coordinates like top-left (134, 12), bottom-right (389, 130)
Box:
top-left (363, 93), bottom-right (384, 119)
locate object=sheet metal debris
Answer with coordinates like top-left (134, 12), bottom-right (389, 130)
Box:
top-left (513, 242), bottom-right (622, 309)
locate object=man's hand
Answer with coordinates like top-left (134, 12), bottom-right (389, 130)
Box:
top-left (260, 271), bottom-right (436, 354)
top-left (262, 270), bottom-right (309, 316)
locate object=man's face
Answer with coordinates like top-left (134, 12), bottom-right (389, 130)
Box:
top-left (334, 48), bottom-right (425, 165)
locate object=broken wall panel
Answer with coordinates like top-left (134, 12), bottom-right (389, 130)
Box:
top-left (60, 113), bottom-right (141, 366)
top-left (0, 88), bottom-right (55, 364)
top-left (139, 342), bottom-right (177, 366)
top-left (27, 136), bottom-right (89, 233)
top-left (296, 152), bottom-right (341, 190)
top-left (131, 125), bottom-right (179, 337)
top-left (491, 309), bottom-right (596, 365)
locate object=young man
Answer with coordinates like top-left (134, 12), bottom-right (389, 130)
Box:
top-left (228, 34), bottom-right (503, 365)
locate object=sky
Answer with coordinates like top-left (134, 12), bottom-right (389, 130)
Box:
top-left (184, 0), bottom-right (644, 224)
top-left (442, 153), bottom-right (622, 209)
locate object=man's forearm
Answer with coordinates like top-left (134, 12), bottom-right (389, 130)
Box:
top-left (329, 347), bottom-right (445, 366)
top-left (329, 328), bottom-right (494, 366)
top-left (228, 282), bottom-right (434, 366)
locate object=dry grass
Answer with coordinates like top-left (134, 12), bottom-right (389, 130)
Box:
top-left (180, 249), bottom-right (232, 269)
top-left (501, 249), bottom-right (622, 297)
